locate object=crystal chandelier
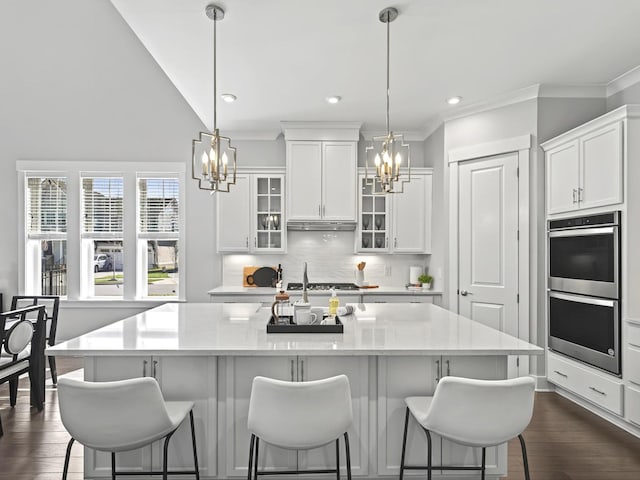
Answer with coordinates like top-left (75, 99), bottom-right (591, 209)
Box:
top-left (192, 4), bottom-right (237, 193)
top-left (365, 7), bottom-right (410, 194)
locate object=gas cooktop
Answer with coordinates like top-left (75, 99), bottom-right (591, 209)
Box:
top-left (287, 282), bottom-right (360, 291)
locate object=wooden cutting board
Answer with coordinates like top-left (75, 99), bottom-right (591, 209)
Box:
top-left (242, 266), bottom-right (259, 287)
top-left (359, 285), bottom-right (379, 289)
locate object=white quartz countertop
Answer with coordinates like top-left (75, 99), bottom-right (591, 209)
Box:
top-left (207, 286), bottom-right (443, 296)
top-left (48, 302), bottom-right (542, 357)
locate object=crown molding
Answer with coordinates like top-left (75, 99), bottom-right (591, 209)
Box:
top-left (422, 116), bottom-right (444, 140)
top-left (607, 64), bottom-right (640, 97)
top-left (538, 83), bottom-right (606, 98)
top-left (359, 130), bottom-right (427, 142)
top-left (281, 121), bottom-right (362, 141)
top-left (219, 130), bottom-right (282, 141)
top-left (442, 84), bottom-right (541, 122)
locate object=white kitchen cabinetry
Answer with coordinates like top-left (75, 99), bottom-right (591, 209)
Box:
top-left (357, 169), bottom-right (432, 254)
top-left (217, 169), bottom-right (286, 253)
top-left (223, 356), bottom-right (369, 477)
top-left (286, 141), bottom-right (357, 222)
top-left (392, 172), bottom-right (432, 253)
top-left (377, 356), bottom-right (507, 477)
top-left (84, 356), bottom-right (216, 478)
top-left (543, 118), bottom-right (622, 215)
top-left (625, 320), bottom-right (640, 426)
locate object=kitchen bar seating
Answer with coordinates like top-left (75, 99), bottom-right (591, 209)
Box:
top-left (399, 376), bottom-right (535, 480)
top-left (247, 375), bottom-right (353, 480)
top-left (58, 376), bottom-right (200, 480)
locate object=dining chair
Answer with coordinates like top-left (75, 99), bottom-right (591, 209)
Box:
top-left (0, 304), bottom-right (47, 436)
top-left (399, 376), bottom-right (535, 480)
top-left (58, 376), bottom-right (200, 480)
top-left (11, 295), bottom-right (60, 384)
top-left (247, 374), bottom-right (353, 480)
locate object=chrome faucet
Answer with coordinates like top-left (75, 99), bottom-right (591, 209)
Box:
top-left (302, 262), bottom-right (309, 303)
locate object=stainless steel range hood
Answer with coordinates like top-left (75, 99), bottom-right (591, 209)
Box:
top-left (287, 220), bottom-right (357, 231)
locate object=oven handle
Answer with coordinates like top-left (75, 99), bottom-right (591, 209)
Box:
top-left (549, 291), bottom-right (617, 308)
top-left (549, 226), bottom-right (615, 238)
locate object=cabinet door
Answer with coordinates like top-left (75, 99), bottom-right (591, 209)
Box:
top-left (297, 356), bottom-right (369, 476)
top-left (392, 174), bottom-right (427, 253)
top-left (153, 357), bottom-right (217, 476)
top-left (377, 356), bottom-right (440, 476)
top-left (224, 356), bottom-right (298, 477)
top-left (287, 141), bottom-right (322, 220)
top-left (580, 121), bottom-right (623, 210)
top-left (217, 175), bottom-right (251, 252)
top-left (84, 357), bottom-right (153, 475)
top-left (255, 175), bottom-right (285, 252)
top-left (439, 356), bottom-right (508, 476)
top-left (358, 175), bottom-right (390, 252)
top-left (322, 142), bottom-right (357, 221)
top-left (546, 140), bottom-right (579, 214)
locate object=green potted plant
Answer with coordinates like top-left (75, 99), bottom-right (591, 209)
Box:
top-left (418, 274), bottom-right (433, 290)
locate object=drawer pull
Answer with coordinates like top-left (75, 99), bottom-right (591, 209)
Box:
top-left (589, 386), bottom-right (607, 396)
top-left (553, 370), bottom-right (568, 378)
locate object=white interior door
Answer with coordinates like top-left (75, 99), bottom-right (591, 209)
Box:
top-left (458, 153), bottom-right (519, 339)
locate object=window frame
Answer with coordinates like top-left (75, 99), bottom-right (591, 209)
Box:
top-left (17, 161), bottom-right (186, 303)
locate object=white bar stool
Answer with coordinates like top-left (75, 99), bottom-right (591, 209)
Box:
top-left (247, 374), bottom-right (353, 480)
top-left (399, 376), bottom-right (535, 480)
top-left (58, 376), bottom-right (200, 480)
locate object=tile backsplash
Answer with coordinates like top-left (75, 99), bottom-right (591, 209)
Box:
top-left (222, 231), bottom-right (431, 287)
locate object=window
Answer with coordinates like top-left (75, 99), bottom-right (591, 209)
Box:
top-left (25, 176), bottom-right (67, 296)
top-left (138, 177), bottom-right (180, 297)
top-left (18, 162), bottom-right (185, 302)
top-left (82, 176), bottom-right (124, 298)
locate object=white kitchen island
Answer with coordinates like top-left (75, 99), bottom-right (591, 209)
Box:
top-left (48, 302), bottom-right (542, 480)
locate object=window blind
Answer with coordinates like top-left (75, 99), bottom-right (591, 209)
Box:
top-left (26, 177), bottom-right (67, 234)
top-left (138, 178), bottom-right (179, 233)
top-left (82, 177), bottom-right (124, 233)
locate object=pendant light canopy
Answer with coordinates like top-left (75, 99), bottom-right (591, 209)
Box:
top-left (365, 7), bottom-right (411, 194)
top-left (192, 4), bottom-right (237, 193)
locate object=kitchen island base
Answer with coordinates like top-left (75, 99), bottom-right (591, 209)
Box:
top-left (48, 302), bottom-right (542, 479)
top-left (83, 354), bottom-right (509, 479)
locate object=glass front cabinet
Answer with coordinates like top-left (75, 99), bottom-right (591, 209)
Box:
top-left (254, 175), bottom-right (284, 251)
top-left (216, 170), bottom-right (286, 253)
top-left (358, 174), bottom-right (390, 252)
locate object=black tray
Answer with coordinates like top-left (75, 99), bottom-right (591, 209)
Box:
top-left (267, 315), bottom-right (343, 334)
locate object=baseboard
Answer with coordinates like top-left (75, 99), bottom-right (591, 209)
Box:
top-left (533, 375), bottom-right (553, 391)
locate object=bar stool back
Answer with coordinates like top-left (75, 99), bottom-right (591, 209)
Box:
top-left (58, 376), bottom-right (199, 480)
top-left (400, 376), bottom-right (535, 480)
top-left (247, 374), bottom-right (353, 480)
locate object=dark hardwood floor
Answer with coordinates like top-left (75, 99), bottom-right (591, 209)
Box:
top-left (2, 360), bottom-right (640, 479)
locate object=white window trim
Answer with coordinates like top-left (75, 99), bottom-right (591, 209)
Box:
top-left (16, 161), bottom-right (186, 304)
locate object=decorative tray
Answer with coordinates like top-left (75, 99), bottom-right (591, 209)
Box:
top-left (267, 315), bottom-right (344, 334)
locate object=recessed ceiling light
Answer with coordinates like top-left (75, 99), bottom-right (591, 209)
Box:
top-left (326, 96), bottom-right (342, 104)
top-left (447, 96), bottom-right (462, 105)
top-left (221, 93), bottom-right (237, 103)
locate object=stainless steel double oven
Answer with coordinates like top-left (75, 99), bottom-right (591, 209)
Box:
top-left (548, 211), bottom-right (621, 375)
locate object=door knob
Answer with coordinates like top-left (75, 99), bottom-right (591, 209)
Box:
top-left (460, 290), bottom-right (473, 296)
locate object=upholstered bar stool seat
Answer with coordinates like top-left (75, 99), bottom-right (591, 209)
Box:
top-left (58, 376), bottom-right (200, 480)
top-left (247, 374), bottom-right (353, 480)
top-left (400, 376), bottom-right (535, 480)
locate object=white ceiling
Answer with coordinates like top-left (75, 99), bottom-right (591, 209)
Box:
top-left (110, 0), bottom-right (640, 137)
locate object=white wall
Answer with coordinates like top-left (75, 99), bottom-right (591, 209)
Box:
top-left (1, 1), bottom-right (218, 339)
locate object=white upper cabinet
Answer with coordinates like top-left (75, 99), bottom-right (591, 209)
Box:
top-left (283, 122), bottom-right (361, 224)
top-left (217, 170), bottom-right (286, 253)
top-left (286, 140), bottom-right (357, 221)
top-left (392, 173), bottom-right (432, 253)
top-left (217, 175), bottom-right (251, 252)
top-left (286, 142), bottom-right (323, 220)
top-left (543, 116), bottom-right (623, 215)
top-left (322, 142), bottom-right (357, 221)
top-left (357, 169), bottom-right (432, 254)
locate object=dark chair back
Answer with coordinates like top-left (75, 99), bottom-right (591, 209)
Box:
top-left (11, 296), bottom-right (60, 347)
